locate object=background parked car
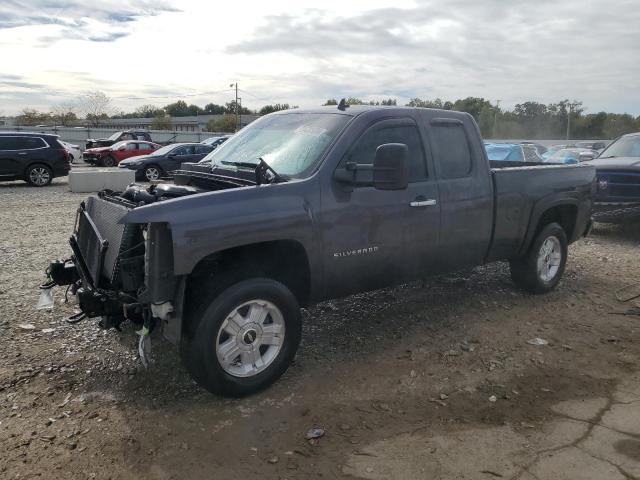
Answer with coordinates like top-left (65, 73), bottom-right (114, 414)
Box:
top-left (586, 132), bottom-right (640, 223)
top-left (520, 141), bottom-right (548, 156)
top-left (543, 147), bottom-right (595, 164)
top-left (85, 130), bottom-right (152, 149)
top-left (59, 140), bottom-right (82, 163)
top-left (574, 141), bottom-right (607, 152)
top-left (201, 135), bottom-right (230, 149)
top-left (485, 143), bottom-right (543, 162)
top-left (83, 140), bottom-right (160, 167)
top-left (0, 132), bottom-right (70, 186)
top-left (118, 142), bottom-right (213, 181)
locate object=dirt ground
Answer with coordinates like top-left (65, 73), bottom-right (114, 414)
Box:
top-left (1, 178), bottom-right (639, 480)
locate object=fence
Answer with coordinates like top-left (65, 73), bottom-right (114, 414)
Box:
top-left (0, 125), bottom-right (613, 151)
top-left (0, 126), bottom-right (229, 148)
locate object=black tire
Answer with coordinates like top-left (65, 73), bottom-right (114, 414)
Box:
top-left (510, 222), bottom-right (568, 294)
top-left (181, 277), bottom-right (301, 397)
top-left (102, 155), bottom-right (116, 167)
top-left (143, 164), bottom-right (162, 182)
top-left (25, 164), bottom-right (53, 187)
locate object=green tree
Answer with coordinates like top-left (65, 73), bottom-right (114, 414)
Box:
top-left (150, 112), bottom-right (172, 130)
top-left (205, 115), bottom-right (237, 133)
top-left (258, 103), bottom-right (297, 115)
top-left (323, 99), bottom-right (338, 105)
top-left (15, 108), bottom-right (52, 126)
top-left (224, 101), bottom-right (252, 115)
top-left (204, 103), bottom-right (226, 114)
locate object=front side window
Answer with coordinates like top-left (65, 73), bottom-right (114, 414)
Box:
top-left (126, 143), bottom-right (137, 151)
top-left (343, 122), bottom-right (427, 184)
top-left (138, 143), bottom-right (154, 150)
top-left (431, 124), bottom-right (472, 178)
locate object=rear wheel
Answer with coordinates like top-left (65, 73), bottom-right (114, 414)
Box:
top-left (181, 277), bottom-right (301, 397)
top-left (101, 155), bottom-right (116, 167)
top-left (143, 165), bottom-right (162, 181)
top-left (25, 164), bottom-right (53, 187)
top-left (510, 222), bottom-right (568, 294)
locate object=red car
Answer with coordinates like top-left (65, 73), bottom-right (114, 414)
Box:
top-left (83, 140), bottom-right (161, 167)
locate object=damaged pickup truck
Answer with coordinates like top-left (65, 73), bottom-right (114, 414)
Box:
top-left (45, 104), bottom-right (595, 396)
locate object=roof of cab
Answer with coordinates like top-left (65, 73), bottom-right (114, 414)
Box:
top-left (269, 105), bottom-right (473, 120)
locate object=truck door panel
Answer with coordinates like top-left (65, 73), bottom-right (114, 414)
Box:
top-left (423, 115), bottom-right (493, 270)
top-left (320, 117), bottom-right (440, 299)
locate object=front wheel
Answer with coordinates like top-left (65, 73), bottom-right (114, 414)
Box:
top-left (181, 278), bottom-right (301, 397)
top-left (510, 222), bottom-right (568, 294)
top-left (101, 155), bottom-right (116, 167)
top-left (143, 165), bottom-right (162, 181)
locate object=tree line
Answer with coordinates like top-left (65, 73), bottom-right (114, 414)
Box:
top-left (324, 97), bottom-right (640, 139)
top-left (12, 90), bottom-right (640, 138)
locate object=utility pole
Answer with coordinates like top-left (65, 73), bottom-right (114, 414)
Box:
top-left (230, 82), bottom-right (238, 132)
top-left (566, 102), bottom-right (572, 140)
top-left (238, 97), bottom-right (242, 130)
top-left (494, 99), bottom-right (501, 136)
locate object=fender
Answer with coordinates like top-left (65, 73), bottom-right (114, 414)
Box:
top-left (119, 177), bottom-right (323, 292)
top-left (518, 191), bottom-right (580, 256)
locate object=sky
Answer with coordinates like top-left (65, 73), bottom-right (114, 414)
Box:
top-left (0, 0), bottom-right (638, 116)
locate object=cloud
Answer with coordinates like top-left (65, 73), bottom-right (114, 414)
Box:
top-left (228, 0), bottom-right (640, 113)
top-left (0, 0), bottom-right (180, 42)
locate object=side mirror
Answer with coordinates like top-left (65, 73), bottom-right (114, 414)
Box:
top-left (579, 151), bottom-right (595, 162)
top-left (168, 153), bottom-right (176, 158)
top-left (373, 143), bottom-right (408, 190)
top-left (334, 143), bottom-right (408, 191)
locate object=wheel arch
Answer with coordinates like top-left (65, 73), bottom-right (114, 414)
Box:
top-left (186, 239), bottom-right (312, 309)
top-left (520, 197), bottom-right (579, 256)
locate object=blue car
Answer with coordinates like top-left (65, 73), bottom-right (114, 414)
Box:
top-left (543, 148), bottom-right (594, 165)
top-left (486, 143), bottom-right (544, 162)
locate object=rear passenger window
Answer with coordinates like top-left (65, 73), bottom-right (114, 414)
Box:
top-left (0, 137), bottom-right (46, 150)
top-left (0, 137), bottom-right (18, 150)
top-left (345, 123), bottom-right (427, 184)
top-left (431, 124), bottom-right (472, 179)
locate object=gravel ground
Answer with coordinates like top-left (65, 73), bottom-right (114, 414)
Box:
top-left (1, 177), bottom-right (639, 479)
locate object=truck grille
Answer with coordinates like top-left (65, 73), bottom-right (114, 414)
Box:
top-left (74, 196), bottom-right (130, 287)
top-left (596, 170), bottom-right (640, 201)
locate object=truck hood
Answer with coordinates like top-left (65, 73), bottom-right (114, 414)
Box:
top-left (586, 157), bottom-right (640, 169)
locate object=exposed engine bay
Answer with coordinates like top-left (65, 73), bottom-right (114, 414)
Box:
top-left (44, 162), bottom-right (267, 339)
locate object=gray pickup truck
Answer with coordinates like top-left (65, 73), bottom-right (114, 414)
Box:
top-left (46, 105), bottom-right (595, 396)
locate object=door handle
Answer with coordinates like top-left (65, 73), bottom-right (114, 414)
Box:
top-left (410, 199), bottom-right (437, 207)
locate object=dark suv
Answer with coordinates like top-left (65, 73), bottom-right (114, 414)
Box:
top-left (0, 132), bottom-right (70, 186)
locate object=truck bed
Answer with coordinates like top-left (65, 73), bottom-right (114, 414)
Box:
top-left (487, 162), bottom-right (595, 262)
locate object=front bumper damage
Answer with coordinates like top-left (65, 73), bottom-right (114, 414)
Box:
top-left (44, 190), bottom-right (185, 359)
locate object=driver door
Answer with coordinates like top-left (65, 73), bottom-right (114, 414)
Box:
top-left (320, 117), bottom-right (440, 299)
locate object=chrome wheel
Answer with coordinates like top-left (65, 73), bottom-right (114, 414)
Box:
top-left (215, 299), bottom-right (285, 378)
top-left (29, 166), bottom-right (51, 186)
top-left (145, 167), bottom-right (160, 181)
top-left (537, 236), bottom-right (562, 282)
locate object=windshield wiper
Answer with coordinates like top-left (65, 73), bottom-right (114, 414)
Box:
top-left (598, 155), bottom-right (617, 159)
top-left (255, 158), bottom-right (284, 184)
top-left (219, 158), bottom-right (285, 184)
